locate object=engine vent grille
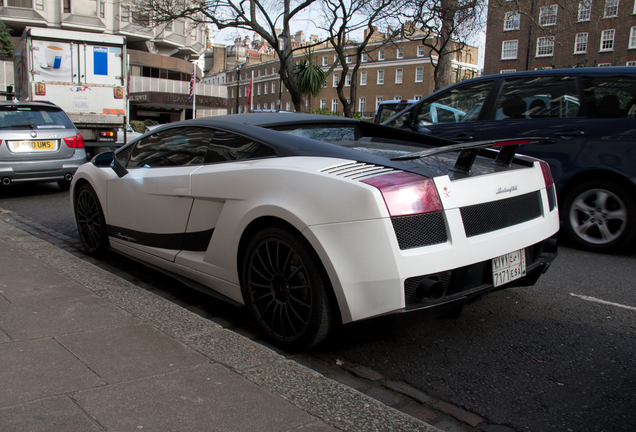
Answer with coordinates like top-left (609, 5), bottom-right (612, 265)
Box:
top-left (460, 191), bottom-right (543, 237)
top-left (321, 162), bottom-right (396, 180)
top-left (391, 212), bottom-right (448, 250)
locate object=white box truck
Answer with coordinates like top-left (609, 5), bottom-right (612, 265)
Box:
top-left (13, 27), bottom-right (127, 158)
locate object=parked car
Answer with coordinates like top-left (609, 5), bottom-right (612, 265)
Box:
top-left (373, 99), bottom-right (418, 123)
top-left (71, 113), bottom-right (559, 349)
top-left (0, 100), bottom-right (86, 190)
top-left (385, 67), bottom-right (636, 253)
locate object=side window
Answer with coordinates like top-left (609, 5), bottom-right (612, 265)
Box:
top-left (582, 75), bottom-right (636, 118)
top-left (413, 81), bottom-right (492, 127)
top-left (204, 129), bottom-right (276, 163)
top-left (494, 76), bottom-right (580, 121)
top-left (129, 127), bottom-right (210, 168)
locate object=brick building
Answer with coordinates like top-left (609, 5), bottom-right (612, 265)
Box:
top-left (484, 0), bottom-right (636, 75)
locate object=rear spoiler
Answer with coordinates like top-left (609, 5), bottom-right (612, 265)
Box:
top-left (390, 137), bottom-right (555, 173)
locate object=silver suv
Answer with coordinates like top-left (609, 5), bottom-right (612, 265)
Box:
top-left (0, 101), bottom-right (87, 190)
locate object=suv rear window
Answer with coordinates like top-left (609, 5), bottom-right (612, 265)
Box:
top-left (0, 106), bottom-right (75, 130)
top-left (583, 75), bottom-right (636, 118)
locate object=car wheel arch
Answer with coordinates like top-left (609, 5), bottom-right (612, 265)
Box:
top-left (557, 168), bottom-right (636, 211)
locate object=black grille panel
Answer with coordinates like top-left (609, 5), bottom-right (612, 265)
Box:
top-left (460, 191), bottom-right (543, 237)
top-left (391, 212), bottom-right (448, 250)
top-left (547, 184), bottom-right (556, 212)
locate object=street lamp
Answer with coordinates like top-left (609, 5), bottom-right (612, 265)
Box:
top-left (235, 62), bottom-right (244, 114)
top-left (277, 31), bottom-right (288, 110)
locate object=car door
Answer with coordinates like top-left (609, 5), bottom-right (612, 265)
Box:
top-left (106, 126), bottom-right (209, 261)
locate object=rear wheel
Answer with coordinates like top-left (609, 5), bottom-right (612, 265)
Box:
top-left (242, 226), bottom-right (336, 350)
top-left (562, 180), bottom-right (636, 253)
top-left (75, 183), bottom-right (109, 256)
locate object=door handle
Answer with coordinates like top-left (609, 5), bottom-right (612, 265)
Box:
top-left (557, 130), bottom-right (584, 136)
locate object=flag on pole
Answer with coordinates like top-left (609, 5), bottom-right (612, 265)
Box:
top-left (188, 67), bottom-right (195, 101)
top-left (246, 77), bottom-right (253, 112)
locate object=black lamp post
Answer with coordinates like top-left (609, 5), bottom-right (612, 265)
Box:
top-left (277, 31), bottom-right (288, 110)
top-left (235, 63), bottom-right (243, 113)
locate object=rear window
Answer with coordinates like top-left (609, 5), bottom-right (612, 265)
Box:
top-left (0, 106), bottom-right (75, 129)
top-left (274, 125), bottom-right (358, 141)
top-left (582, 74), bottom-right (636, 118)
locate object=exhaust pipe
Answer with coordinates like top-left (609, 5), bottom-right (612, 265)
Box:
top-left (413, 278), bottom-right (446, 302)
top-left (2, 177), bottom-right (10, 186)
top-left (64, 173), bottom-right (73, 181)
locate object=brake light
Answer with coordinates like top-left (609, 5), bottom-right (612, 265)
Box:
top-left (539, 160), bottom-right (554, 187)
top-left (493, 139), bottom-right (531, 147)
top-left (64, 133), bottom-right (85, 149)
top-left (100, 131), bottom-right (115, 137)
top-left (361, 172), bottom-right (442, 216)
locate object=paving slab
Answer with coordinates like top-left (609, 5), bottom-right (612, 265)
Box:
top-left (0, 294), bottom-right (139, 341)
top-left (57, 323), bottom-right (209, 383)
top-left (73, 363), bottom-right (322, 432)
top-left (0, 338), bottom-right (105, 407)
top-left (0, 396), bottom-right (101, 432)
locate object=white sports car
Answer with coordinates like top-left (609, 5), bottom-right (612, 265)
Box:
top-left (71, 113), bottom-right (559, 350)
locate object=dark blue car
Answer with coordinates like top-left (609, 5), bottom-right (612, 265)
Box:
top-left (386, 67), bottom-right (636, 253)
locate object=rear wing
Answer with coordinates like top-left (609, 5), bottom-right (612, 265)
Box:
top-left (390, 137), bottom-right (555, 173)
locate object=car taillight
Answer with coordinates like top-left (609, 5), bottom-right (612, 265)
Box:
top-left (64, 133), bottom-right (85, 149)
top-left (100, 131), bottom-right (115, 137)
top-left (361, 172), bottom-right (442, 216)
top-left (539, 160), bottom-right (554, 187)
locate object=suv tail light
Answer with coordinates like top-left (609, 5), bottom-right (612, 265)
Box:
top-left (539, 160), bottom-right (554, 187)
top-left (361, 172), bottom-right (442, 216)
top-left (64, 133), bottom-right (85, 149)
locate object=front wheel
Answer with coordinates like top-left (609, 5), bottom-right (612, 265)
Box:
top-left (242, 226), bottom-right (336, 350)
top-left (562, 180), bottom-right (636, 253)
top-left (75, 183), bottom-right (109, 256)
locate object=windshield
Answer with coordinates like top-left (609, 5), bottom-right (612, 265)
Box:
top-left (0, 106), bottom-right (75, 129)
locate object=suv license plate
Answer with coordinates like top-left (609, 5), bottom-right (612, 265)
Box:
top-left (11, 140), bottom-right (55, 152)
top-left (492, 249), bottom-right (526, 287)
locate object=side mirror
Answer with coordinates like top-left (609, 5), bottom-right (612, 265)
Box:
top-left (92, 151), bottom-right (128, 178)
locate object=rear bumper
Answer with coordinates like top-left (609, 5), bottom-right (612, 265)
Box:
top-left (0, 150), bottom-right (87, 184)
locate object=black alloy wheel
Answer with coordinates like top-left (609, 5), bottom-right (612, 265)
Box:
top-left (562, 179), bottom-right (636, 253)
top-left (75, 183), bottom-right (109, 256)
top-left (242, 226), bottom-right (335, 350)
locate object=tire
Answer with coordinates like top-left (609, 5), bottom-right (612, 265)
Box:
top-left (75, 183), bottom-right (109, 256)
top-left (242, 226), bottom-right (336, 350)
top-left (57, 179), bottom-right (71, 191)
top-left (562, 180), bottom-right (636, 253)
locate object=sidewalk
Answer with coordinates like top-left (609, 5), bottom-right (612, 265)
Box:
top-left (0, 218), bottom-right (440, 432)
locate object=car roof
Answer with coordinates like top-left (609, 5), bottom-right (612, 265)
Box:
top-left (481, 66), bottom-right (636, 80)
top-left (0, 100), bottom-right (62, 109)
top-left (204, 112), bottom-right (361, 127)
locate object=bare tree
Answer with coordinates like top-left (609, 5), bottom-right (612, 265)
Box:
top-left (402, 0), bottom-right (485, 90)
top-left (318, 0), bottom-right (402, 117)
top-left (134, 0), bottom-right (330, 111)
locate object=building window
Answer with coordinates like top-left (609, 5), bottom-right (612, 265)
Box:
top-left (377, 70), bottom-right (384, 84)
top-left (626, 61), bottom-right (636, 65)
top-left (504, 12), bottom-right (520, 30)
top-left (502, 40), bottom-right (519, 59)
top-left (286, 101), bottom-right (291, 110)
top-left (35, 0), bottom-right (44, 10)
top-left (379, 50), bottom-right (385, 61)
top-left (578, 0), bottom-right (592, 21)
top-left (394, 96), bottom-right (402, 100)
top-left (361, 52), bottom-right (368, 62)
top-left (264, 83), bottom-right (268, 94)
top-left (598, 63), bottom-right (612, 67)
top-left (320, 99), bottom-right (327, 109)
top-left (630, 27), bottom-right (636, 49)
top-left (333, 72), bottom-right (339, 87)
top-left (322, 56), bottom-right (328, 66)
top-left (575, 32), bottom-right (589, 53)
top-left (346, 54), bottom-right (352, 63)
top-left (331, 98), bottom-right (338, 112)
top-left (360, 71), bottom-right (367, 85)
top-left (415, 66), bottom-right (423, 82)
top-left (536, 36), bottom-right (555, 57)
top-left (359, 97), bottom-right (366, 114)
top-left (417, 45), bottom-right (425, 57)
top-left (395, 68), bottom-right (403, 84)
top-left (271, 81), bottom-right (275, 94)
top-left (600, 29), bottom-right (615, 51)
top-left (121, 5), bottom-right (130, 21)
top-left (375, 96), bottom-right (383, 110)
top-left (540, 5), bottom-right (558, 26)
top-left (345, 72), bottom-right (352, 87)
top-left (604, 0), bottom-right (619, 17)
top-left (231, 88), bottom-right (234, 98)
top-left (500, 69), bottom-right (517, 73)
top-left (414, 95), bottom-right (422, 100)
top-left (99, 2), bottom-right (105, 18)
top-left (397, 47), bottom-right (404, 59)
top-left (256, 104), bottom-right (261, 110)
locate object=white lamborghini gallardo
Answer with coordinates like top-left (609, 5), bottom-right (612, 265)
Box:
top-left (72, 113), bottom-right (559, 350)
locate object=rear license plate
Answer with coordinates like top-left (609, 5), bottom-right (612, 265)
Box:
top-left (10, 140), bottom-right (56, 152)
top-left (492, 249), bottom-right (526, 287)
